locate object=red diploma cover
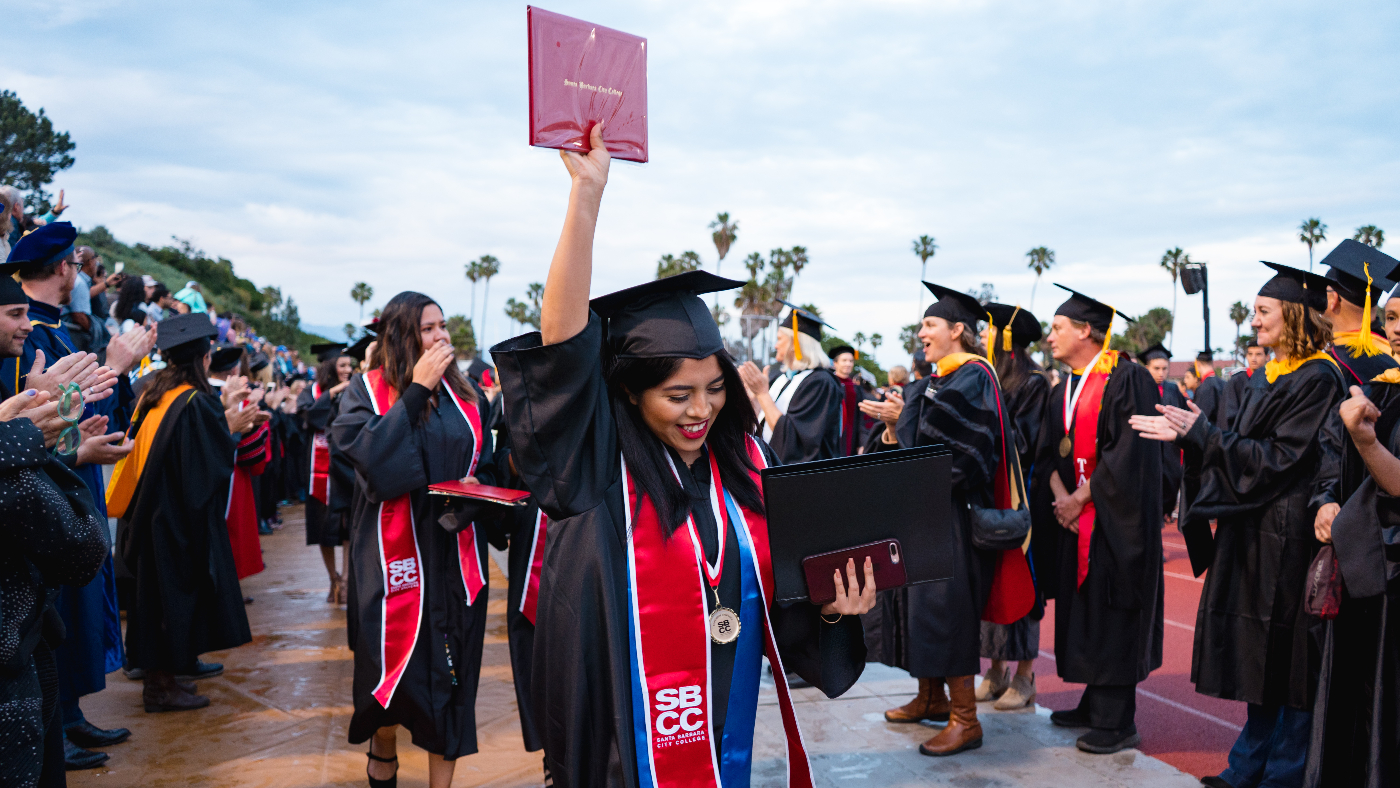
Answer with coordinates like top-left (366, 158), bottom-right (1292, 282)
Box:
top-left (527, 6), bottom-right (648, 162)
top-left (428, 480), bottom-right (533, 506)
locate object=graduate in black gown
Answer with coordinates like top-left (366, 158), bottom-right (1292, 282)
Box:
top-left (1189, 350), bottom-right (1226, 423)
top-left (1132, 263), bottom-right (1345, 788)
top-left (1042, 285), bottom-right (1164, 755)
top-left (490, 127), bottom-right (872, 788)
top-left (1305, 376), bottom-right (1400, 787)
top-left (866, 283), bottom-right (1032, 757)
top-left (975, 303), bottom-right (1052, 712)
top-left (299, 342), bottom-right (356, 604)
top-left (332, 291), bottom-right (498, 788)
top-left (737, 302), bottom-right (844, 464)
top-left (108, 313), bottom-right (252, 713)
top-left (1219, 339), bottom-right (1269, 430)
top-left (1137, 343), bottom-right (1185, 520)
top-left (826, 344), bottom-right (869, 456)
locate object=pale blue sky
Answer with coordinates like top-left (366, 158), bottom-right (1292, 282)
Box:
top-left (8, 0), bottom-right (1399, 365)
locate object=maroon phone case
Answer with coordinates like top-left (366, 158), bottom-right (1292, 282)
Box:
top-left (801, 539), bottom-right (907, 606)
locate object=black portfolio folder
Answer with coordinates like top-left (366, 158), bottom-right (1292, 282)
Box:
top-left (761, 444), bottom-right (954, 603)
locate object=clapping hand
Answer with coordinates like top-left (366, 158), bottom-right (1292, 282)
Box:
top-left (0, 389), bottom-right (65, 447)
top-left (1129, 400), bottom-right (1202, 442)
top-left (858, 387), bottom-right (903, 430)
top-left (105, 324), bottom-right (156, 376)
top-left (820, 557), bottom-right (878, 617)
top-left (737, 361), bottom-right (770, 402)
top-left (75, 415), bottom-right (134, 465)
top-left (221, 376), bottom-right (250, 409)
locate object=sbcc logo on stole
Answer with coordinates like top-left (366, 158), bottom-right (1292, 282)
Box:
top-left (652, 685), bottom-right (706, 746)
top-left (387, 557), bottom-right (419, 592)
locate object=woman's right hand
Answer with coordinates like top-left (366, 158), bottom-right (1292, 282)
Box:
top-left (560, 123), bottom-right (611, 196)
top-left (412, 342), bottom-right (455, 391)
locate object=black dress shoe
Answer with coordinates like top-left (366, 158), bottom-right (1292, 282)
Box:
top-left (123, 666), bottom-right (145, 681)
top-left (1049, 707), bottom-right (1091, 728)
top-left (63, 737), bottom-right (110, 770)
top-left (1076, 725), bottom-right (1141, 754)
top-left (1200, 777), bottom-right (1235, 788)
top-left (177, 660), bottom-right (224, 681)
top-left (65, 720), bottom-right (131, 748)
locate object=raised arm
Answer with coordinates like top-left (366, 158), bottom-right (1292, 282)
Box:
top-left (541, 124), bottom-right (611, 346)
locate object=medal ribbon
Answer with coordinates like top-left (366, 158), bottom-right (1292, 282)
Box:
top-left (519, 508), bottom-right (548, 626)
top-left (1069, 366), bottom-right (1111, 588)
top-left (1062, 348), bottom-right (1105, 441)
top-left (309, 382), bottom-right (331, 505)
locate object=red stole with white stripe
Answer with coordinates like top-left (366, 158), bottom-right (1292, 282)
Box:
top-left (1071, 364), bottom-right (1111, 588)
top-left (520, 509), bottom-right (548, 626)
top-left (361, 370), bottom-right (483, 709)
top-left (309, 382), bottom-right (331, 504)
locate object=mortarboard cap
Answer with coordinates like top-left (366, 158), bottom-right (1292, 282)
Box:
top-left (777, 299), bottom-right (834, 342)
top-left (346, 334), bottom-right (373, 362)
top-left (209, 343), bottom-right (245, 373)
top-left (1052, 284), bottom-right (1135, 333)
top-left (1258, 262), bottom-right (1330, 311)
top-left (590, 270), bottom-right (745, 359)
top-left (310, 342), bottom-right (347, 362)
top-left (827, 345), bottom-right (856, 359)
top-left (985, 302), bottom-right (1042, 347)
top-left (1321, 239), bottom-right (1400, 307)
top-left (1137, 342), bottom-right (1171, 365)
top-left (922, 282), bottom-right (985, 328)
top-left (6, 221), bottom-right (77, 272)
top-left (361, 318), bottom-right (381, 336)
top-left (155, 312), bottom-right (219, 361)
top-left (0, 262), bottom-right (27, 305)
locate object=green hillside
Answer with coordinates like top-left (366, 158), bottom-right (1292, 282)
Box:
top-left (78, 226), bottom-right (329, 353)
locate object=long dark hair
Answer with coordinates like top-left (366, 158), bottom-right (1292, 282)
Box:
top-left (316, 354), bottom-right (350, 390)
top-left (609, 351), bottom-right (764, 536)
top-left (993, 343), bottom-right (1037, 394)
top-left (372, 291), bottom-right (476, 409)
top-left (114, 278), bottom-right (147, 324)
top-left (135, 345), bottom-right (213, 425)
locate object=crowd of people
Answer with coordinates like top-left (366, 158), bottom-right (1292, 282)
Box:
top-left (3, 127), bottom-right (1399, 788)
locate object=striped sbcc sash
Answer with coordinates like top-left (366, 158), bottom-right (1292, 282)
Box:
top-left (309, 383), bottom-right (331, 504)
top-left (361, 369), bottom-right (484, 709)
top-left (519, 509), bottom-right (548, 626)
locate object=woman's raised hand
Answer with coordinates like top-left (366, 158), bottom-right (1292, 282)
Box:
top-left (737, 362), bottom-right (769, 402)
top-left (411, 342), bottom-right (455, 391)
top-left (560, 123), bottom-right (611, 195)
top-left (1340, 385), bottom-right (1381, 447)
top-left (821, 557), bottom-right (878, 617)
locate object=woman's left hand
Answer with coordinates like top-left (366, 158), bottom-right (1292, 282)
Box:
top-left (820, 557), bottom-right (877, 617)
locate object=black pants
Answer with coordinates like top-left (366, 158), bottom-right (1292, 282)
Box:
top-left (37, 641), bottom-right (66, 788)
top-left (1076, 684), bottom-right (1137, 731)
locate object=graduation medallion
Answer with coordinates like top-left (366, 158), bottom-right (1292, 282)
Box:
top-left (709, 602), bottom-right (741, 645)
top-left (1059, 435), bottom-right (1073, 457)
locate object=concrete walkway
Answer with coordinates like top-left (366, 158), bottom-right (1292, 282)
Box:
top-left (69, 505), bottom-right (1199, 787)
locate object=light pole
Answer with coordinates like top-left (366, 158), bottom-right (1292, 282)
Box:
top-left (1180, 261), bottom-right (1210, 354)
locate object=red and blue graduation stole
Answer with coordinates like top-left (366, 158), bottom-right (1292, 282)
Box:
top-left (309, 382), bottom-right (331, 504)
top-left (624, 435), bottom-right (813, 788)
top-left (361, 369), bottom-right (484, 709)
top-left (519, 509), bottom-right (548, 626)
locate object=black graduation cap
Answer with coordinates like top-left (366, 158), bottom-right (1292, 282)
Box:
top-left (590, 271), bottom-right (746, 359)
top-left (209, 343), bottom-right (245, 373)
top-left (1258, 262), bottom-right (1330, 311)
top-left (0, 262), bottom-right (25, 306)
top-left (362, 318), bottom-right (381, 336)
top-left (985, 302), bottom-right (1042, 346)
top-left (466, 357), bottom-right (492, 383)
top-left (1320, 239), bottom-right (1400, 306)
top-left (923, 282), bottom-right (985, 328)
top-left (155, 312), bottom-right (219, 356)
top-left (827, 344), bottom-right (856, 359)
top-left (777, 299), bottom-right (834, 341)
top-left (6, 221), bottom-right (77, 272)
top-left (346, 334), bottom-right (373, 362)
top-left (310, 342), bottom-right (347, 362)
top-left (1195, 350), bottom-right (1214, 363)
top-left (1137, 342), bottom-right (1170, 365)
top-left (1052, 284), bottom-right (1135, 333)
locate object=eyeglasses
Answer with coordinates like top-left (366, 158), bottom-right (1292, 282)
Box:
top-left (54, 382), bottom-right (84, 455)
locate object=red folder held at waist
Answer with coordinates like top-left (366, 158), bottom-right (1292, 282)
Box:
top-left (428, 480), bottom-right (532, 506)
top-left (527, 6), bottom-right (648, 162)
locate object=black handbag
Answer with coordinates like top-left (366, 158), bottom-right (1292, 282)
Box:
top-left (969, 437), bottom-right (1032, 552)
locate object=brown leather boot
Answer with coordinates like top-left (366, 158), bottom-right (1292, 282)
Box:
top-left (884, 677), bottom-right (950, 723)
top-left (143, 670), bottom-right (210, 713)
top-left (918, 675), bottom-right (983, 756)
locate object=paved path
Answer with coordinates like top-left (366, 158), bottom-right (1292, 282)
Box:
top-left (70, 506), bottom-right (1207, 787)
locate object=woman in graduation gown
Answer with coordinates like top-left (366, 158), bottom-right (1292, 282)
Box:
top-left (1305, 378), bottom-right (1400, 787)
top-left (865, 282), bottom-right (1032, 757)
top-left (106, 313), bottom-right (254, 713)
top-left (974, 303), bottom-right (1051, 711)
top-left (300, 343), bottom-right (356, 603)
top-left (1132, 262), bottom-right (1345, 788)
top-left (208, 345), bottom-right (271, 583)
top-left (737, 303), bottom-right (844, 464)
top-left (491, 125), bottom-right (873, 788)
top-left (1138, 342), bottom-right (1186, 520)
top-left (332, 291), bottom-right (498, 788)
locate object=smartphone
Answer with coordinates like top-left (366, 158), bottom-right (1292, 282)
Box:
top-left (801, 539), bottom-right (907, 606)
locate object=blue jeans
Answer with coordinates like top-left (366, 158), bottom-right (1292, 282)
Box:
top-left (1219, 704), bottom-right (1311, 788)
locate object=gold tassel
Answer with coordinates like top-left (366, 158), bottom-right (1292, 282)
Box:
top-left (985, 311), bottom-right (996, 365)
top-left (1004, 305), bottom-right (1022, 352)
top-left (1337, 262), bottom-right (1387, 357)
top-left (791, 310), bottom-right (802, 361)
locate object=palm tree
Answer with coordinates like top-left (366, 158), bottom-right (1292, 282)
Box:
top-left (1160, 248), bottom-right (1188, 354)
top-left (343, 323), bottom-right (357, 340)
top-left (1299, 218), bottom-right (1327, 271)
top-left (911, 235), bottom-right (937, 317)
top-left (476, 255), bottom-right (501, 350)
top-left (853, 331), bottom-right (867, 359)
top-left (709, 212), bottom-right (739, 307)
top-left (1354, 225), bottom-right (1386, 249)
top-left (350, 282), bottom-right (373, 320)
top-left (870, 333), bottom-right (882, 355)
top-left (1229, 301), bottom-right (1250, 363)
top-left (464, 260), bottom-right (482, 330)
top-left (1025, 247), bottom-right (1055, 311)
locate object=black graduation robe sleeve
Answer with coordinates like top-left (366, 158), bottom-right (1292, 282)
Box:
top-left (768, 369), bottom-right (843, 464)
top-left (335, 378), bottom-right (431, 503)
top-left (299, 386), bottom-right (335, 433)
top-left (1010, 371), bottom-right (1050, 469)
top-left (1194, 375), bottom-right (1225, 424)
top-left (1085, 362), bottom-right (1162, 610)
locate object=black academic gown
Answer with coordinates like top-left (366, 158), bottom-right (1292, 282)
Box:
top-left (764, 366), bottom-right (844, 464)
top-left (1306, 381), bottom-right (1400, 788)
top-left (333, 374), bottom-right (498, 759)
top-left (492, 419), bottom-right (545, 753)
top-left (1312, 345), bottom-right (1400, 516)
top-left (1159, 383), bottom-right (1187, 519)
top-left (1194, 373), bottom-right (1226, 424)
top-left (491, 315), bottom-right (865, 788)
top-left (1181, 358), bottom-right (1344, 709)
top-left (1043, 359), bottom-right (1165, 686)
top-left (120, 389), bottom-right (252, 673)
top-left (1219, 369), bottom-right (1251, 430)
top-left (872, 360), bottom-right (1003, 678)
top-left (298, 385), bottom-right (345, 547)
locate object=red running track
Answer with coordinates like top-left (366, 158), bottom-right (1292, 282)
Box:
top-left (986, 527), bottom-right (1244, 779)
